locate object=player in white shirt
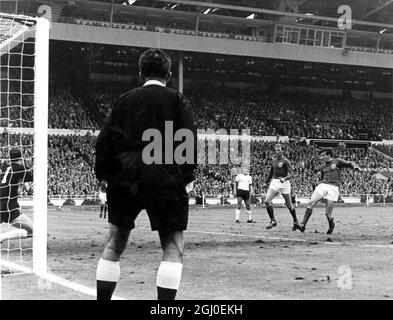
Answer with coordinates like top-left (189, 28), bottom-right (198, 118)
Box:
top-left (234, 167), bottom-right (254, 223)
top-left (99, 185), bottom-right (108, 219)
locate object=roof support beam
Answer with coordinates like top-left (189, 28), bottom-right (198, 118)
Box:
top-left (361, 0), bottom-right (393, 20)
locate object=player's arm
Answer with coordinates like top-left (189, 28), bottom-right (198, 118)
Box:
top-left (265, 166), bottom-right (273, 186)
top-left (249, 176), bottom-right (253, 195)
top-left (23, 160), bottom-right (34, 183)
top-left (234, 175), bottom-right (239, 195)
top-left (176, 93), bottom-right (197, 185)
top-left (95, 99), bottom-right (121, 183)
top-left (281, 160), bottom-right (294, 182)
top-left (337, 158), bottom-right (360, 171)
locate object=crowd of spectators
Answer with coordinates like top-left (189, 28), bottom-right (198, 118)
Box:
top-left (1, 132), bottom-right (393, 198)
top-left (49, 86), bottom-right (98, 130)
top-left (3, 81), bottom-right (393, 198)
top-left (46, 83), bottom-right (393, 141)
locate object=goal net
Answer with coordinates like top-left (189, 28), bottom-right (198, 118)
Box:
top-left (0, 12), bottom-right (49, 291)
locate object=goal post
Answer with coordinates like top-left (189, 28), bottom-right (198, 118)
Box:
top-left (33, 16), bottom-right (49, 276)
top-left (0, 12), bottom-right (49, 287)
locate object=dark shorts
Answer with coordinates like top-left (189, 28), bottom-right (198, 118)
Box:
top-left (107, 168), bottom-right (189, 231)
top-left (0, 208), bottom-right (21, 224)
top-left (237, 189), bottom-right (250, 201)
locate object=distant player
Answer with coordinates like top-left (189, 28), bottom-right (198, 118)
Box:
top-left (264, 144), bottom-right (300, 230)
top-left (234, 167), bottom-right (254, 223)
top-left (98, 187), bottom-right (108, 219)
top-left (298, 149), bottom-right (360, 234)
top-left (0, 148), bottom-right (33, 242)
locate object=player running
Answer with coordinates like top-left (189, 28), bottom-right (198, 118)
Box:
top-left (298, 148), bottom-right (360, 234)
top-left (264, 144), bottom-right (300, 231)
top-left (0, 148), bottom-right (33, 242)
top-left (234, 167), bottom-right (254, 223)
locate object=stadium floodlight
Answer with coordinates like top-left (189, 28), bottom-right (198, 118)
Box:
top-left (0, 12), bottom-right (49, 296)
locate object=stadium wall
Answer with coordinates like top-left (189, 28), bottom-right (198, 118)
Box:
top-left (50, 22), bottom-right (393, 69)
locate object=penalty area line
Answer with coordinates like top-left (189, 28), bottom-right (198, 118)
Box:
top-left (0, 259), bottom-right (126, 300)
top-left (186, 229), bottom-right (307, 243)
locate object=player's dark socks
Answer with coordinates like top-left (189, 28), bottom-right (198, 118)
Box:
top-left (266, 205), bottom-right (275, 221)
top-left (302, 208), bottom-right (313, 226)
top-left (289, 208), bottom-right (298, 222)
top-left (157, 286), bottom-right (177, 300)
top-left (327, 217), bottom-right (335, 235)
top-left (97, 280), bottom-right (117, 300)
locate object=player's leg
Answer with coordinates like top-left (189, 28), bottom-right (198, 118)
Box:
top-left (235, 196), bottom-right (242, 223)
top-left (0, 224), bottom-right (28, 242)
top-left (104, 202), bottom-right (108, 219)
top-left (325, 200), bottom-right (336, 234)
top-left (265, 188), bottom-right (278, 229)
top-left (157, 229), bottom-right (184, 300)
top-left (282, 193), bottom-right (300, 230)
top-left (245, 197), bottom-right (254, 223)
top-left (10, 213), bottom-right (33, 236)
top-left (96, 223), bottom-right (131, 300)
top-left (298, 190), bottom-right (324, 232)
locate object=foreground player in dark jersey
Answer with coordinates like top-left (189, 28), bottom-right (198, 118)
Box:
top-left (0, 148), bottom-right (33, 242)
top-left (264, 144), bottom-right (300, 230)
top-left (95, 48), bottom-right (196, 300)
top-left (298, 149), bottom-right (360, 234)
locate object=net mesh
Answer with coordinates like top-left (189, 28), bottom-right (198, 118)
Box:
top-left (0, 12), bottom-right (37, 276)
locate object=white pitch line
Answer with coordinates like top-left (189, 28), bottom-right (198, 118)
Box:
top-left (185, 229), bottom-right (393, 249)
top-left (186, 229), bottom-right (307, 243)
top-left (0, 259), bottom-right (125, 300)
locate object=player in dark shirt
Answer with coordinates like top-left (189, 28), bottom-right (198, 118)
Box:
top-left (298, 148), bottom-right (360, 234)
top-left (0, 148), bottom-right (33, 242)
top-left (95, 48), bottom-right (196, 300)
top-left (263, 144), bottom-right (300, 230)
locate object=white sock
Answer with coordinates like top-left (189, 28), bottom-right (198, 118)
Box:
top-left (247, 210), bottom-right (252, 220)
top-left (96, 258), bottom-right (120, 282)
top-left (156, 261), bottom-right (183, 290)
top-left (235, 209), bottom-right (240, 220)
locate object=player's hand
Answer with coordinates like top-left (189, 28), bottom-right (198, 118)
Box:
top-left (280, 178), bottom-right (285, 183)
top-left (25, 158), bottom-right (33, 169)
top-left (99, 180), bottom-right (108, 193)
top-left (185, 181), bottom-right (194, 193)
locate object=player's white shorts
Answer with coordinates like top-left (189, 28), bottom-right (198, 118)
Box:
top-left (268, 178), bottom-right (291, 195)
top-left (99, 191), bottom-right (107, 204)
top-left (314, 183), bottom-right (339, 202)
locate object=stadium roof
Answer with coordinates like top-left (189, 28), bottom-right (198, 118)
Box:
top-left (111, 0), bottom-right (393, 31)
top-left (3, 0), bottom-right (393, 33)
